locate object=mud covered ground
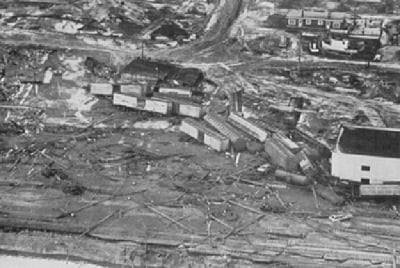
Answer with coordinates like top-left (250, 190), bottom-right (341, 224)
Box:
top-left (2, 0), bottom-right (400, 267)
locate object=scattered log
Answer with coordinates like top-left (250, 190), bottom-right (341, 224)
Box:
top-left (272, 191), bottom-right (287, 209)
top-left (55, 196), bottom-right (116, 219)
top-left (55, 190), bottom-right (144, 219)
top-left (227, 200), bottom-right (265, 215)
top-left (209, 214), bottom-right (234, 230)
top-left (311, 184), bottom-right (319, 209)
top-left (144, 203), bottom-right (194, 233)
top-left (224, 215), bottom-right (265, 241)
top-left (80, 210), bottom-right (119, 237)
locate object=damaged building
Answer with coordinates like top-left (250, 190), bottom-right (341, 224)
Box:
top-left (4, 1), bottom-right (400, 267)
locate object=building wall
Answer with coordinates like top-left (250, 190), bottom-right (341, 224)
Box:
top-left (287, 18), bottom-right (344, 30)
top-left (287, 18), bottom-right (299, 27)
top-left (332, 152), bottom-right (400, 184)
top-left (303, 18), bottom-right (326, 28)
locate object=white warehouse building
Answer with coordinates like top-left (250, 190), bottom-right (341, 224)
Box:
top-left (332, 125), bottom-right (400, 185)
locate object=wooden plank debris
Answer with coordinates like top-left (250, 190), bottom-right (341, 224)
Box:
top-left (56, 196), bottom-right (116, 219)
top-left (224, 215), bottom-right (265, 241)
top-left (55, 191), bottom-right (145, 219)
top-left (144, 204), bottom-right (194, 233)
top-left (80, 210), bottom-right (119, 237)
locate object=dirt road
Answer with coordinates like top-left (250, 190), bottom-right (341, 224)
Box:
top-left (158, 0), bottom-right (244, 60)
top-left (0, 0), bottom-right (244, 66)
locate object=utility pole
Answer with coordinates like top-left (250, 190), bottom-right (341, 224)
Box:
top-left (141, 42), bottom-right (144, 59)
top-left (298, 32), bottom-right (302, 73)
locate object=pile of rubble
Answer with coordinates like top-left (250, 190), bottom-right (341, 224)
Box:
top-left (90, 75), bottom-right (346, 207)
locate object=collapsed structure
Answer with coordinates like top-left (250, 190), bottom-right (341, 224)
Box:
top-left (3, 1), bottom-right (400, 266)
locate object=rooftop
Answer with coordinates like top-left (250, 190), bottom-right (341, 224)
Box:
top-left (330, 12), bottom-right (353, 20)
top-left (287, 9), bottom-right (303, 18)
top-left (287, 9), bottom-right (356, 20)
top-left (303, 10), bottom-right (329, 19)
top-left (337, 125), bottom-right (400, 158)
top-left (121, 58), bottom-right (204, 87)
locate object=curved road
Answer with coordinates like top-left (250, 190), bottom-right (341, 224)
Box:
top-left (158, 0), bottom-right (244, 60)
top-left (0, 0), bottom-right (244, 66)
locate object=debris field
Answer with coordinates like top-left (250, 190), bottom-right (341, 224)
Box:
top-left (2, 1), bottom-right (400, 268)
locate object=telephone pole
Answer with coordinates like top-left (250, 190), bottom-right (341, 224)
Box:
top-left (298, 32), bottom-right (302, 73)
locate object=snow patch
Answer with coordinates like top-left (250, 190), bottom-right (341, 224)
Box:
top-left (54, 20), bottom-right (84, 34)
top-left (133, 120), bottom-right (171, 130)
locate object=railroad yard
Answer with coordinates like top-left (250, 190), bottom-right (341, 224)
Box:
top-left (2, 0), bottom-right (400, 268)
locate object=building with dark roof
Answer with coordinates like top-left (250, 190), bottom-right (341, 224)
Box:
top-left (120, 58), bottom-right (204, 88)
top-left (332, 124), bottom-right (400, 184)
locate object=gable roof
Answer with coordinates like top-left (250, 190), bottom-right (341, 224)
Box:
top-left (287, 9), bottom-right (303, 18)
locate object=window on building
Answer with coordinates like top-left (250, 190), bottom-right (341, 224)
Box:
top-left (361, 178), bottom-right (370, 185)
top-left (361, 165), bottom-right (370, 171)
top-left (288, 19), bottom-right (296, 26)
top-left (318, 20), bottom-right (324, 26)
top-left (305, 19), bottom-right (312, 25)
top-left (333, 22), bottom-right (340, 29)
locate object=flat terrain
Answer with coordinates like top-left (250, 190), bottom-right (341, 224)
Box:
top-left (2, 0), bottom-right (400, 268)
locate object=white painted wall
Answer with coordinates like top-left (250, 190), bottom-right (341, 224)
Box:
top-left (332, 152), bottom-right (400, 184)
top-left (113, 93), bottom-right (139, 108)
